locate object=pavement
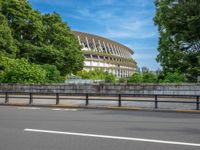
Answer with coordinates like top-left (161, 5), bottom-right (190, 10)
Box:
top-left (0, 106), bottom-right (200, 150)
top-left (1, 102), bottom-right (200, 114)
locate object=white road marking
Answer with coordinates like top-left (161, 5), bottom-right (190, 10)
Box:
top-left (51, 108), bottom-right (61, 111)
top-left (24, 128), bottom-right (200, 147)
top-left (51, 108), bottom-right (78, 111)
top-left (17, 107), bottom-right (40, 110)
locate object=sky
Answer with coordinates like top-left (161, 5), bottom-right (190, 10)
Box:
top-left (29, 0), bottom-right (160, 71)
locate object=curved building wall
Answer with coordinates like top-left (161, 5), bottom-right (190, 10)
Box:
top-left (73, 31), bottom-right (136, 77)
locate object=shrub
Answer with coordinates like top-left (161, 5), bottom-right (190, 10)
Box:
top-left (105, 73), bottom-right (115, 83)
top-left (127, 73), bottom-right (143, 83)
top-left (142, 72), bottom-right (157, 83)
top-left (0, 57), bottom-right (46, 83)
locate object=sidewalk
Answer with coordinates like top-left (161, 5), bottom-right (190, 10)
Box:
top-left (1, 103), bottom-right (200, 114)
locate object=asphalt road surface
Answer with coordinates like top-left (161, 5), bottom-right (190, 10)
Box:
top-left (0, 106), bottom-right (200, 150)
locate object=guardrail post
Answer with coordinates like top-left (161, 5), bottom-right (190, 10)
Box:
top-left (155, 95), bottom-right (158, 109)
top-left (56, 93), bottom-right (60, 105)
top-left (56, 93), bottom-right (59, 105)
top-left (5, 92), bottom-right (9, 103)
top-left (29, 93), bottom-right (33, 104)
top-left (85, 93), bottom-right (89, 106)
top-left (196, 96), bottom-right (199, 110)
top-left (118, 94), bottom-right (122, 107)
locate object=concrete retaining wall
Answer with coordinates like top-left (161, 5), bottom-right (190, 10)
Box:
top-left (0, 83), bottom-right (200, 96)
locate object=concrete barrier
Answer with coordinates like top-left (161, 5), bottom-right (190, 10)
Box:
top-left (0, 83), bottom-right (200, 96)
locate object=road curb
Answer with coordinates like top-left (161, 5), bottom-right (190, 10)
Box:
top-left (0, 103), bottom-right (200, 114)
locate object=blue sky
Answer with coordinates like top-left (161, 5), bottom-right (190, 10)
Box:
top-left (29, 0), bottom-right (160, 71)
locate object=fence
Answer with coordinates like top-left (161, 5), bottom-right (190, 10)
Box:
top-left (0, 83), bottom-right (200, 110)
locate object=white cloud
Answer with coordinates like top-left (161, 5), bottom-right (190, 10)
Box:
top-left (77, 8), bottom-right (94, 18)
top-left (134, 53), bottom-right (156, 60)
top-left (93, 0), bottom-right (117, 5)
top-left (29, 0), bottom-right (73, 6)
top-left (69, 5), bottom-right (157, 39)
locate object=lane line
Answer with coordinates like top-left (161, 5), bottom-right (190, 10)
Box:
top-left (24, 128), bottom-right (200, 147)
top-left (17, 107), bottom-right (40, 110)
top-left (51, 108), bottom-right (62, 111)
top-left (51, 108), bottom-right (78, 111)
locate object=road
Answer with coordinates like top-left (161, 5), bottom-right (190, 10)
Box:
top-left (0, 106), bottom-right (200, 150)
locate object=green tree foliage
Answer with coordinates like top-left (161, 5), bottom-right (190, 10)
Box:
top-left (142, 72), bottom-right (157, 83)
top-left (0, 57), bottom-right (46, 83)
top-left (118, 77), bottom-right (128, 83)
top-left (160, 72), bottom-right (187, 83)
top-left (127, 73), bottom-right (143, 83)
top-left (104, 73), bottom-right (115, 83)
top-left (154, 0), bottom-right (200, 82)
top-left (128, 72), bottom-right (187, 83)
top-left (22, 13), bottom-right (84, 75)
top-left (41, 64), bottom-right (64, 83)
top-left (76, 70), bottom-right (90, 79)
top-left (0, 13), bottom-right (17, 58)
top-left (77, 69), bottom-right (116, 82)
top-left (0, 0), bottom-right (84, 83)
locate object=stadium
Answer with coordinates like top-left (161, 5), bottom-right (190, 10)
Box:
top-left (73, 31), bottom-right (136, 77)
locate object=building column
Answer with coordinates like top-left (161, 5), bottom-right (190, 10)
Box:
top-left (110, 44), bottom-right (117, 55)
top-left (77, 35), bottom-right (81, 45)
top-left (103, 41), bottom-right (109, 54)
top-left (85, 37), bottom-right (90, 50)
top-left (98, 40), bottom-right (103, 53)
top-left (113, 45), bottom-right (120, 56)
top-left (107, 43), bottom-right (113, 55)
top-left (92, 38), bottom-right (98, 52)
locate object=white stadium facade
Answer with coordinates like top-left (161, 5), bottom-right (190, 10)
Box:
top-left (73, 31), bottom-right (136, 77)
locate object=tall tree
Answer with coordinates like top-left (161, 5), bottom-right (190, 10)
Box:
top-left (154, 0), bottom-right (200, 81)
top-left (0, 13), bottom-right (17, 58)
top-left (41, 13), bottom-right (84, 75)
top-left (0, 0), bottom-right (84, 76)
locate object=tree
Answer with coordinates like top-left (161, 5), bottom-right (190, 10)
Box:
top-left (77, 69), bottom-right (116, 82)
top-left (118, 77), bottom-right (128, 83)
top-left (28, 13), bottom-right (84, 75)
top-left (161, 72), bottom-right (187, 83)
top-left (142, 72), bottom-right (157, 83)
top-left (104, 73), bottom-right (115, 83)
top-left (41, 64), bottom-right (64, 83)
top-left (154, 0), bottom-right (200, 82)
top-left (0, 0), bottom-right (84, 76)
top-left (77, 70), bottom-right (90, 79)
top-left (127, 73), bottom-right (143, 83)
top-left (0, 13), bottom-right (17, 58)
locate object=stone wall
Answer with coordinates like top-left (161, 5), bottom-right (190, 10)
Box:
top-left (0, 83), bottom-right (200, 96)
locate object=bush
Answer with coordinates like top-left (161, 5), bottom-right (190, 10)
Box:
top-left (0, 57), bottom-right (46, 83)
top-left (127, 73), bottom-right (143, 83)
top-left (77, 69), bottom-right (116, 81)
top-left (105, 73), bottom-right (115, 83)
top-left (118, 77), bottom-right (128, 83)
top-left (142, 72), bottom-right (157, 83)
top-left (41, 64), bottom-right (64, 83)
top-left (76, 70), bottom-right (90, 79)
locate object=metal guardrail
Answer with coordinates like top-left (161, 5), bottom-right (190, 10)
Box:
top-left (0, 92), bottom-right (199, 110)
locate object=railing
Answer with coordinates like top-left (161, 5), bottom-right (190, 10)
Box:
top-left (0, 92), bottom-right (199, 110)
